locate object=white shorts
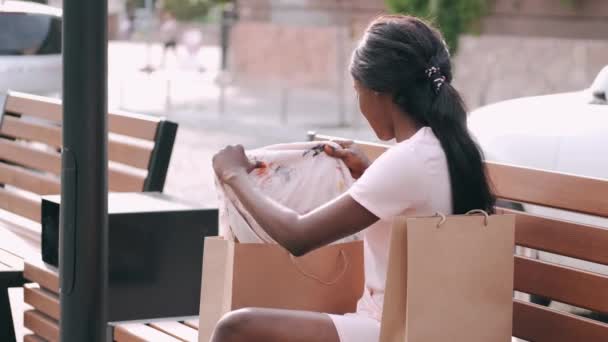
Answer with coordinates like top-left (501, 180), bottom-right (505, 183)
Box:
top-left (328, 313), bottom-right (381, 342)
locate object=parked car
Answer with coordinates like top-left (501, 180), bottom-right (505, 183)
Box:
top-left (469, 65), bottom-right (608, 276)
top-left (0, 0), bottom-right (62, 106)
top-left (469, 65), bottom-right (607, 216)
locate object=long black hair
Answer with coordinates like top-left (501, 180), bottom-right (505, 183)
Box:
top-left (350, 15), bottom-right (495, 214)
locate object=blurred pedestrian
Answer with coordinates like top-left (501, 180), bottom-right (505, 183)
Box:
top-left (182, 28), bottom-right (205, 72)
top-left (159, 8), bottom-right (178, 69)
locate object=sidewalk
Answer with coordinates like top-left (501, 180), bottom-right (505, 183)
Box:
top-left (107, 41), bottom-right (379, 206)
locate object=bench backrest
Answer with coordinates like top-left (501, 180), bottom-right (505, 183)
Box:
top-left (310, 133), bottom-right (608, 341)
top-left (0, 91), bottom-right (178, 224)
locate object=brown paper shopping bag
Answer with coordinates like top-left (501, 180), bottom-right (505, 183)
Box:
top-left (198, 237), bottom-right (364, 342)
top-left (380, 210), bottom-right (515, 342)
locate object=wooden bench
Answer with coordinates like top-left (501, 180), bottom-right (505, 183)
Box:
top-left (22, 260), bottom-right (199, 342)
top-left (60, 135), bottom-right (608, 341)
top-left (20, 316), bottom-right (199, 342)
top-left (312, 135), bottom-right (608, 341)
top-left (0, 91), bottom-right (178, 342)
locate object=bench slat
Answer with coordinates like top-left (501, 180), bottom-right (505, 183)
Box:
top-left (149, 321), bottom-right (198, 341)
top-left (0, 247), bottom-right (24, 270)
top-left (24, 259), bottom-right (60, 294)
top-left (0, 162), bottom-right (60, 195)
top-left (183, 319), bottom-right (199, 330)
top-left (488, 162), bottom-right (608, 217)
top-left (114, 323), bottom-right (183, 342)
top-left (23, 334), bottom-right (46, 342)
top-left (0, 139), bottom-right (61, 175)
top-left (24, 310), bottom-right (59, 342)
top-left (1, 116), bottom-right (153, 170)
top-left (1, 115), bottom-right (62, 147)
top-left (5, 92), bottom-right (62, 123)
top-left (5, 91), bottom-right (161, 141)
top-left (108, 165), bottom-right (147, 192)
top-left (0, 208), bottom-right (42, 244)
top-left (0, 218), bottom-right (41, 261)
top-left (515, 256), bottom-right (608, 314)
top-left (0, 187), bottom-right (41, 222)
top-left (24, 285), bottom-right (60, 321)
top-left (108, 135), bottom-right (154, 170)
top-left (109, 111), bottom-right (161, 142)
top-left (500, 208), bottom-right (608, 266)
top-left (513, 300), bottom-right (608, 341)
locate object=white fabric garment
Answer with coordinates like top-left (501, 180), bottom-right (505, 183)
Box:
top-left (217, 142), bottom-right (358, 244)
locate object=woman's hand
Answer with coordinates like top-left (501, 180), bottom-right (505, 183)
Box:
top-left (213, 145), bottom-right (260, 184)
top-left (324, 141), bottom-right (371, 179)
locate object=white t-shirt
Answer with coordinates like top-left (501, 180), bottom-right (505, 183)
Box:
top-left (348, 126), bottom-right (452, 320)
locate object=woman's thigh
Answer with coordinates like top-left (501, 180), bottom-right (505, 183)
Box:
top-left (211, 307), bottom-right (340, 342)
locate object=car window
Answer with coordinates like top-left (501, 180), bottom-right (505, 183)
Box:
top-left (0, 12), bottom-right (61, 55)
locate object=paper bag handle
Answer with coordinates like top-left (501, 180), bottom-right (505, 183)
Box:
top-left (289, 250), bottom-right (349, 286)
top-left (434, 210), bottom-right (490, 228)
top-left (434, 212), bottom-right (447, 228)
top-left (465, 209), bottom-right (489, 226)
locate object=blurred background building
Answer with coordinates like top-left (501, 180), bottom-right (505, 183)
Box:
top-left (232, 0), bottom-right (608, 107)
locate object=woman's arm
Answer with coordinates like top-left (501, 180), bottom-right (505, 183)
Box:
top-left (214, 145), bottom-right (378, 256)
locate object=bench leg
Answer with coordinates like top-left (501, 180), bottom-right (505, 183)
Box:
top-left (0, 286), bottom-right (17, 342)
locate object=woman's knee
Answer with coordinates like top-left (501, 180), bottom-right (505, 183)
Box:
top-left (212, 308), bottom-right (258, 342)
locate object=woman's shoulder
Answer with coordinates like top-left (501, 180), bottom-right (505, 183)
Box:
top-left (383, 127), bottom-right (440, 161)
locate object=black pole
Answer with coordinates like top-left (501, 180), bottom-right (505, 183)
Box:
top-left (220, 3), bottom-right (237, 71)
top-left (60, 0), bottom-right (108, 341)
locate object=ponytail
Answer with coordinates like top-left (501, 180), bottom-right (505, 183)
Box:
top-left (429, 83), bottom-right (495, 214)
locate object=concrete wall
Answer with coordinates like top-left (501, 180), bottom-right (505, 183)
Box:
top-left (484, 0), bottom-right (608, 40)
top-left (238, 0), bottom-right (385, 25)
top-left (453, 35), bottom-right (608, 109)
top-left (230, 0), bottom-right (385, 87)
top-left (230, 22), bottom-right (348, 87)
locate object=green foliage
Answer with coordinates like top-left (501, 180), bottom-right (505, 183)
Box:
top-left (559, 0), bottom-right (577, 8)
top-left (162, 0), bottom-right (219, 21)
top-left (124, 0), bottom-right (228, 22)
top-left (385, 0), bottom-right (486, 53)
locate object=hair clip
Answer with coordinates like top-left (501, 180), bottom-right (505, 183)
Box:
top-left (425, 66), bottom-right (441, 79)
top-left (425, 66), bottom-right (445, 93)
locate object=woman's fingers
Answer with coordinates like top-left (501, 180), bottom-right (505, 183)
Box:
top-left (330, 139), bottom-right (354, 149)
top-left (248, 160), bottom-right (265, 172)
top-left (324, 144), bottom-right (349, 159)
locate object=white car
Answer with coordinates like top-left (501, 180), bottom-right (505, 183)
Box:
top-left (0, 0), bottom-right (62, 105)
top-left (469, 65), bottom-right (608, 276)
top-left (469, 66), bottom-right (607, 179)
